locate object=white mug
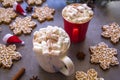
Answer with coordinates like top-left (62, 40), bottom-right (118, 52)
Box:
top-left (33, 26), bottom-right (74, 76)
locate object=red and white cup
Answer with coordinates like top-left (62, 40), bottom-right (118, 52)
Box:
top-left (62, 3), bottom-right (93, 43)
top-left (63, 19), bottom-right (90, 43)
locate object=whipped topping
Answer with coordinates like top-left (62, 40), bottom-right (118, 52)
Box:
top-left (33, 25), bottom-right (70, 56)
top-left (62, 3), bottom-right (93, 24)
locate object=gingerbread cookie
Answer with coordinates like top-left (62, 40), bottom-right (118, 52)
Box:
top-left (75, 69), bottom-right (104, 80)
top-left (32, 6), bottom-right (55, 22)
top-left (0, 7), bottom-right (17, 24)
top-left (101, 22), bottom-right (120, 43)
top-left (0, 44), bottom-right (22, 68)
top-left (89, 42), bottom-right (119, 70)
top-left (27, 0), bottom-right (45, 5)
top-left (9, 16), bottom-right (36, 35)
top-left (0, 0), bottom-right (23, 7)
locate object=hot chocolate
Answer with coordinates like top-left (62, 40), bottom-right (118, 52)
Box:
top-left (33, 26), bottom-right (74, 76)
top-left (33, 25), bottom-right (70, 56)
top-left (62, 3), bottom-right (93, 24)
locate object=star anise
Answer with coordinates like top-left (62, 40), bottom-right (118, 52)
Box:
top-left (26, 6), bottom-right (33, 12)
top-left (30, 76), bottom-right (40, 80)
top-left (76, 51), bottom-right (86, 60)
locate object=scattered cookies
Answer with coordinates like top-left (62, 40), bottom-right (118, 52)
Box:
top-left (89, 42), bottom-right (119, 70)
top-left (0, 7), bottom-right (17, 24)
top-left (101, 22), bottom-right (120, 43)
top-left (27, 0), bottom-right (45, 5)
top-left (0, 44), bottom-right (22, 68)
top-left (0, 0), bottom-right (23, 7)
top-left (75, 69), bottom-right (104, 80)
top-left (9, 16), bottom-right (36, 35)
top-left (32, 6), bottom-right (55, 22)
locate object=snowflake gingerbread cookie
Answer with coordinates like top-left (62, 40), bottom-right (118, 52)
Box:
top-left (9, 16), bottom-right (36, 35)
top-left (32, 6), bottom-right (55, 23)
top-left (101, 22), bottom-right (120, 43)
top-left (0, 44), bottom-right (22, 68)
top-left (0, 0), bottom-right (23, 7)
top-left (75, 69), bottom-right (104, 80)
top-left (0, 7), bottom-right (17, 24)
top-left (89, 42), bottom-right (119, 70)
top-left (27, 0), bottom-right (45, 5)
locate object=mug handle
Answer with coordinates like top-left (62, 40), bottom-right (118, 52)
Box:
top-left (72, 27), bottom-right (79, 42)
top-left (59, 56), bottom-right (74, 76)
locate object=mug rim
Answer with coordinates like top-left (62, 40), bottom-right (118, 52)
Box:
top-left (33, 29), bottom-right (71, 56)
top-left (62, 3), bottom-right (94, 24)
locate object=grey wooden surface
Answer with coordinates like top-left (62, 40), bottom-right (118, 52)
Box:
top-left (0, 0), bottom-right (120, 80)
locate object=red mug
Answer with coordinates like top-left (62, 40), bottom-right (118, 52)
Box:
top-left (63, 18), bottom-right (90, 43)
top-left (62, 3), bottom-right (93, 43)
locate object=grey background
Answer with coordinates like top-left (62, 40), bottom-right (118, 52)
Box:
top-left (0, 0), bottom-right (120, 80)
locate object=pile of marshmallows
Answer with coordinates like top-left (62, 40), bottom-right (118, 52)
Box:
top-left (62, 3), bottom-right (93, 24)
top-left (33, 26), bottom-right (70, 56)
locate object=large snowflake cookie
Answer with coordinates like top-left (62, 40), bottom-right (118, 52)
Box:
top-left (27, 0), bottom-right (45, 5)
top-left (0, 0), bottom-right (23, 7)
top-left (0, 44), bottom-right (22, 68)
top-left (101, 22), bottom-right (120, 43)
top-left (75, 69), bottom-right (104, 80)
top-left (0, 7), bottom-right (17, 24)
top-left (9, 16), bottom-right (36, 35)
top-left (32, 6), bottom-right (55, 23)
top-left (89, 42), bottom-right (119, 70)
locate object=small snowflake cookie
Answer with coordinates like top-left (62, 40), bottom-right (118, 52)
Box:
top-left (0, 0), bottom-right (23, 7)
top-left (9, 16), bottom-right (36, 35)
top-left (32, 6), bottom-right (55, 23)
top-left (75, 69), bottom-right (104, 80)
top-left (101, 22), bottom-right (120, 43)
top-left (0, 7), bottom-right (17, 24)
top-left (89, 42), bottom-right (119, 70)
top-left (0, 44), bottom-right (22, 68)
top-left (27, 0), bottom-right (45, 5)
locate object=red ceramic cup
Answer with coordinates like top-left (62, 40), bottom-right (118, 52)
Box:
top-left (63, 19), bottom-right (90, 43)
top-left (62, 3), bottom-right (93, 43)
